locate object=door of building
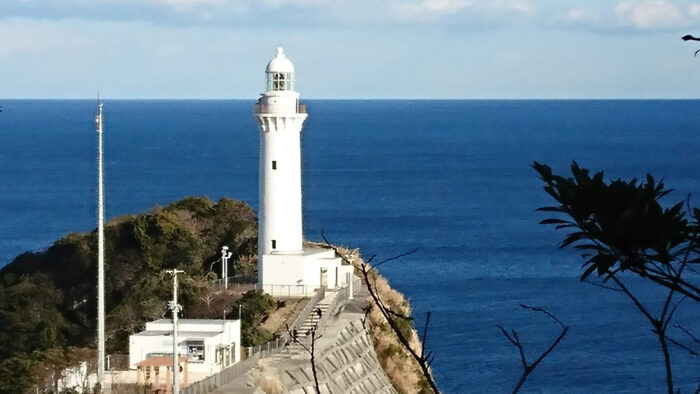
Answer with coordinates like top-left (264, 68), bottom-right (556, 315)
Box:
top-left (320, 268), bottom-right (328, 288)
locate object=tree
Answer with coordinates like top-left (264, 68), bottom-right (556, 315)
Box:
top-left (534, 161), bottom-right (700, 394)
top-left (0, 356), bottom-right (35, 394)
top-left (234, 290), bottom-right (276, 346)
top-left (0, 276), bottom-right (69, 359)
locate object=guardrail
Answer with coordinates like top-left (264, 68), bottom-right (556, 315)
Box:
top-left (181, 287), bottom-right (327, 394)
top-left (181, 279), bottom-right (362, 394)
top-left (209, 275), bottom-right (257, 291)
top-left (254, 283), bottom-right (310, 298)
top-left (317, 277), bottom-right (362, 332)
top-left (106, 353), bottom-right (129, 371)
top-left (254, 103), bottom-right (307, 114)
top-left (208, 278), bottom-right (313, 298)
top-left (181, 347), bottom-right (273, 394)
top-left (277, 287), bottom-right (325, 345)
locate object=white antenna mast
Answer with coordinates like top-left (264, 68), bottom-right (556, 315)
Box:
top-left (167, 269), bottom-right (185, 394)
top-left (95, 98), bottom-right (106, 392)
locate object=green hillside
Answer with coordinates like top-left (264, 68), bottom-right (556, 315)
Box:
top-left (0, 197), bottom-right (258, 393)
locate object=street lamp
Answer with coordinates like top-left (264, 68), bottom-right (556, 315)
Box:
top-left (221, 246), bottom-right (233, 290)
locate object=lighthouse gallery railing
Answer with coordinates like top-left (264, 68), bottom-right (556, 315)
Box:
top-left (254, 103), bottom-right (306, 114)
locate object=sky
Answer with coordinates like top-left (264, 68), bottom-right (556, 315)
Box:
top-left (2, 0), bottom-right (700, 99)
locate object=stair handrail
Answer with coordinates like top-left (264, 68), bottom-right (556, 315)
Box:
top-left (316, 277), bottom-right (361, 332)
top-left (280, 286), bottom-right (325, 344)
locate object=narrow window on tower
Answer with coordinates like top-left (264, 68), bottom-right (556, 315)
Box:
top-left (272, 240), bottom-right (277, 249)
top-left (272, 161), bottom-right (277, 170)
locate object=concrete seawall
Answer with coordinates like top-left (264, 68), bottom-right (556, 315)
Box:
top-left (213, 290), bottom-right (398, 394)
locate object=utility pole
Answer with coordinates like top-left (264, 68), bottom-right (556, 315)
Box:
top-left (166, 269), bottom-right (185, 394)
top-left (221, 246), bottom-right (232, 290)
top-left (95, 100), bottom-right (106, 393)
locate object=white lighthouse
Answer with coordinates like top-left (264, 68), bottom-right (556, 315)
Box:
top-left (255, 47), bottom-right (306, 256)
top-left (253, 48), bottom-right (352, 297)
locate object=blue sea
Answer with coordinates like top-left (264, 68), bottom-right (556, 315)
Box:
top-left (1, 100), bottom-right (699, 393)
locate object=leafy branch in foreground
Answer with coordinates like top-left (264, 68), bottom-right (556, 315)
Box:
top-left (499, 305), bottom-right (569, 394)
top-left (682, 35), bottom-right (700, 57)
top-left (533, 161), bottom-right (700, 302)
top-left (534, 161), bottom-right (700, 394)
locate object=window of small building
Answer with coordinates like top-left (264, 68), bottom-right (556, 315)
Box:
top-left (186, 341), bottom-right (205, 363)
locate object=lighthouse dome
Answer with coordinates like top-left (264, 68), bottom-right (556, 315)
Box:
top-left (266, 47), bottom-right (295, 73)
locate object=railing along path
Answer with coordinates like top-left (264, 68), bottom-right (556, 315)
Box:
top-left (181, 286), bottom-right (329, 394)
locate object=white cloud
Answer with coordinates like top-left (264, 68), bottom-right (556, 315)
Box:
top-left (0, 18), bottom-right (88, 59)
top-left (560, 8), bottom-right (599, 24)
top-left (259, 0), bottom-right (329, 9)
top-left (130, 0), bottom-right (241, 15)
top-left (136, 0), bottom-right (329, 14)
top-left (391, 0), bottom-right (534, 22)
top-left (614, 0), bottom-right (682, 29)
top-left (392, 0), bottom-right (473, 22)
top-left (689, 3), bottom-right (700, 18)
top-left (2, 0), bottom-right (538, 27)
top-left (482, 0), bottom-right (535, 18)
top-left (552, 2), bottom-right (700, 33)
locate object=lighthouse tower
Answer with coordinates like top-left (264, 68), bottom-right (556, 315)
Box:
top-left (253, 48), bottom-right (351, 297)
top-left (254, 47), bottom-right (306, 257)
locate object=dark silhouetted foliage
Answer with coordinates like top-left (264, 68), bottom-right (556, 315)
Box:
top-left (534, 162), bottom-right (700, 394)
top-left (533, 161), bottom-right (700, 301)
top-left (0, 196), bottom-right (258, 392)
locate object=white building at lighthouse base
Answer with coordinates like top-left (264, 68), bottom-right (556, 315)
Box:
top-left (259, 248), bottom-right (354, 297)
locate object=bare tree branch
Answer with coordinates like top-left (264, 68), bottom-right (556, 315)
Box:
top-left (359, 262), bottom-right (441, 393)
top-left (674, 324), bottom-right (700, 346)
top-left (421, 311), bottom-right (431, 359)
top-left (663, 296), bottom-right (687, 332)
top-left (666, 336), bottom-right (699, 356)
top-left (519, 304), bottom-right (565, 328)
top-left (371, 248), bottom-right (419, 269)
top-left (387, 308), bottom-right (414, 321)
top-left (500, 305), bottom-right (569, 394)
top-left (583, 279), bottom-right (623, 293)
top-left (285, 322), bottom-right (321, 393)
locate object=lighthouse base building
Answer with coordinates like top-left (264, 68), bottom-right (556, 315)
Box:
top-left (253, 48), bottom-right (353, 298)
top-left (258, 248), bottom-right (352, 297)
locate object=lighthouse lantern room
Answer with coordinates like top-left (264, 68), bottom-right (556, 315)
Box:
top-left (253, 47), bottom-right (352, 297)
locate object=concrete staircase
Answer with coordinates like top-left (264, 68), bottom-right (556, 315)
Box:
top-left (283, 293), bottom-right (334, 357)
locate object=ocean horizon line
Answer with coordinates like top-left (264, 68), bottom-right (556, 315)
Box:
top-left (3, 97), bottom-right (700, 102)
